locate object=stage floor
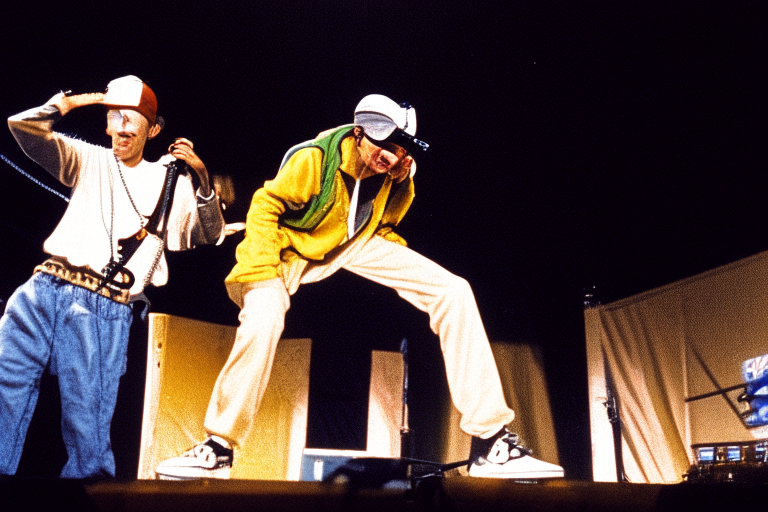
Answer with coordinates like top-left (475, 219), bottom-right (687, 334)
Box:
top-left (3, 477), bottom-right (766, 512)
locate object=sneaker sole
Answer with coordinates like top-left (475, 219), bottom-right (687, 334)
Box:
top-left (469, 470), bottom-right (564, 479)
top-left (155, 466), bottom-right (231, 480)
top-left (468, 466), bottom-right (564, 479)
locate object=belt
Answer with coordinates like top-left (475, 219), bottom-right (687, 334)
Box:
top-left (34, 258), bottom-right (132, 305)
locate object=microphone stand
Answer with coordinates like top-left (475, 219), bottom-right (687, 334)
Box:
top-left (400, 338), bottom-right (414, 461)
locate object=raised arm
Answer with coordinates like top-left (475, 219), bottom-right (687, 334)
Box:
top-left (169, 137), bottom-right (212, 197)
top-left (164, 140), bottom-right (225, 250)
top-left (8, 92), bottom-right (105, 187)
top-left (50, 91), bottom-right (105, 116)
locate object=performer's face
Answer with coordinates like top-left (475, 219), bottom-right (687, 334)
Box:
top-left (357, 133), bottom-right (407, 174)
top-left (106, 109), bottom-right (151, 165)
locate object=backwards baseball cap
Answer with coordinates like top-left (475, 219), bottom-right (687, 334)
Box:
top-left (354, 94), bottom-right (429, 154)
top-left (103, 75), bottom-right (158, 125)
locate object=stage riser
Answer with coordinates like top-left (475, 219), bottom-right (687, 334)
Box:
top-left (2, 479), bottom-right (765, 512)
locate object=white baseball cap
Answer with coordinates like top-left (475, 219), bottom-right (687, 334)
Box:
top-left (103, 75), bottom-right (158, 125)
top-left (354, 94), bottom-right (428, 154)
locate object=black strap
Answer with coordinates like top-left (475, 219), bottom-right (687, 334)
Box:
top-left (146, 159), bottom-right (186, 238)
top-left (116, 160), bottom-right (186, 264)
top-left (99, 160), bottom-right (187, 290)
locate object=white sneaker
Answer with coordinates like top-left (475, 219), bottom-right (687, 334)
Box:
top-left (468, 430), bottom-right (564, 479)
top-left (155, 437), bottom-right (233, 480)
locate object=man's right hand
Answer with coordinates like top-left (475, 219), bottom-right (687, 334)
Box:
top-left (46, 92), bottom-right (105, 116)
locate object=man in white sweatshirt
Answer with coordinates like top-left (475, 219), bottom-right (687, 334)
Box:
top-left (0, 76), bottom-right (224, 479)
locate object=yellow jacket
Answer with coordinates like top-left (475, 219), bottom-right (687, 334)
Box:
top-left (225, 131), bottom-right (415, 287)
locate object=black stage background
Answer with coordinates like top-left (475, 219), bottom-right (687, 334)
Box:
top-left (1, 2), bottom-right (767, 481)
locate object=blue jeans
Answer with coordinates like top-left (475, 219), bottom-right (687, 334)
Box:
top-left (0, 272), bottom-right (132, 478)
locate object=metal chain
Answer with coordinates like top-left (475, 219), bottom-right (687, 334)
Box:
top-left (142, 231), bottom-right (166, 291)
top-left (113, 155), bottom-right (165, 290)
top-left (114, 154), bottom-right (146, 228)
top-left (101, 154), bottom-right (115, 265)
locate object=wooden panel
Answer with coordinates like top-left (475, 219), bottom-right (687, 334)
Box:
top-left (138, 313), bottom-right (311, 480)
top-left (366, 351), bottom-right (403, 457)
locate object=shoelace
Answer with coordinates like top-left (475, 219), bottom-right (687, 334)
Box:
top-left (487, 433), bottom-right (533, 464)
top-left (500, 433), bottom-right (532, 459)
top-left (182, 444), bottom-right (228, 469)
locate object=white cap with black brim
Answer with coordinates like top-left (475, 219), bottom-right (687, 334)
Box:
top-left (354, 94), bottom-right (429, 155)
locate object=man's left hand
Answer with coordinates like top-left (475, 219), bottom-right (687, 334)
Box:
top-left (169, 138), bottom-right (211, 197)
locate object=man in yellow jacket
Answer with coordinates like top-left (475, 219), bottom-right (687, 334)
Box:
top-left (156, 94), bottom-right (564, 480)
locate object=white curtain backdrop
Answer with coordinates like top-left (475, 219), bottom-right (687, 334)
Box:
top-left (586, 251), bottom-right (768, 483)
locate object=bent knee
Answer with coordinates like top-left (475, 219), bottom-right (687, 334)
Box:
top-left (441, 273), bottom-right (474, 299)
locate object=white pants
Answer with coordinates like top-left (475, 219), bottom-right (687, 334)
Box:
top-left (204, 235), bottom-right (514, 445)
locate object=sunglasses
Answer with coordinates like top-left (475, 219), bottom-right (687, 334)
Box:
top-left (355, 112), bottom-right (429, 154)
